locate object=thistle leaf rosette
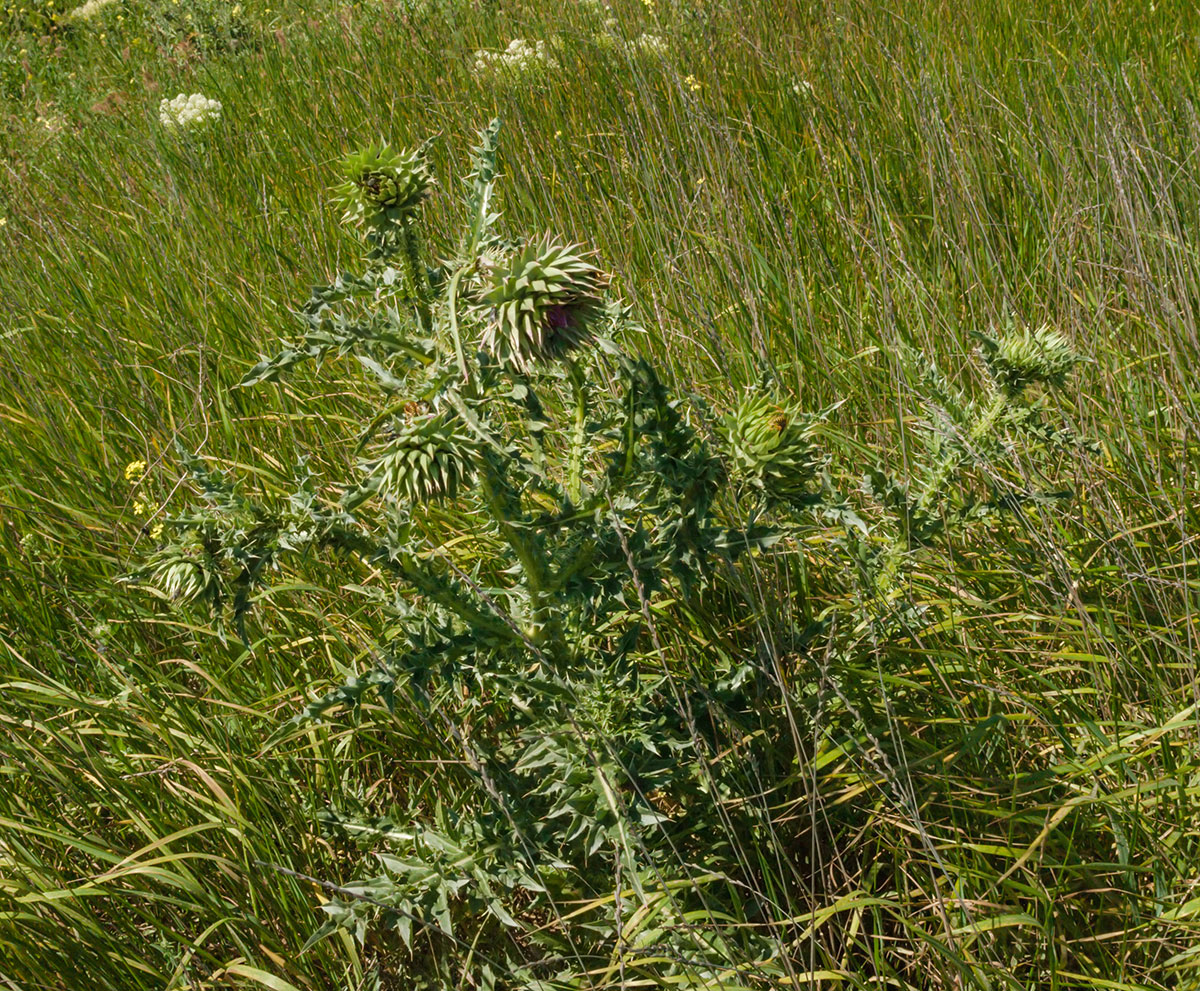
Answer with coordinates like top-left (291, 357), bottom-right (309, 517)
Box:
top-left (334, 142), bottom-right (435, 230)
top-left (979, 324), bottom-right (1078, 395)
top-left (481, 238), bottom-right (608, 373)
top-left (724, 393), bottom-right (822, 506)
top-left (345, 407), bottom-right (479, 509)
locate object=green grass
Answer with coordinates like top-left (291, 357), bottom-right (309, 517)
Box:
top-left (4, 0), bottom-right (1200, 988)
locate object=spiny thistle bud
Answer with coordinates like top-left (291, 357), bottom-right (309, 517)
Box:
top-left (481, 238), bottom-right (608, 373)
top-left (724, 393), bottom-right (822, 505)
top-left (980, 324), bottom-right (1078, 395)
top-left (149, 532), bottom-right (216, 602)
top-left (334, 142), bottom-right (435, 229)
top-left (347, 408), bottom-right (478, 508)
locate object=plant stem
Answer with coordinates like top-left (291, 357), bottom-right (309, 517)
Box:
top-left (567, 360), bottom-right (587, 504)
top-left (399, 220), bottom-right (433, 336)
top-left (477, 459), bottom-right (551, 638)
top-left (445, 262), bottom-right (472, 385)
top-left (914, 389), bottom-right (1007, 515)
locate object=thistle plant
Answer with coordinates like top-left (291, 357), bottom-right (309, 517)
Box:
top-left (131, 122), bottom-right (1089, 988)
top-left (132, 120), bottom-right (794, 986)
top-left (854, 321), bottom-right (1084, 599)
top-left (978, 322), bottom-right (1078, 396)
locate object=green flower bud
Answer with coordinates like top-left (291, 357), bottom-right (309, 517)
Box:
top-left (334, 142), bottom-right (435, 229)
top-left (980, 324), bottom-right (1078, 395)
top-left (347, 408), bottom-right (478, 508)
top-left (150, 531), bottom-right (216, 602)
top-left (724, 393), bottom-right (821, 505)
top-left (481, 238), bottom-right (608, 373)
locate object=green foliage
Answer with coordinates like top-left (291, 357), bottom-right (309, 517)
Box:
top-left (127, 117), bottom-right (1092, 989)
top-left (142, 0), bottom-right (250, 56)
top-left (4, 2), bottom-right (1200, 989)
top-left (978, 322), bottom-right (1081, 396)
top-left (1, 0), bottom-right (58, 35)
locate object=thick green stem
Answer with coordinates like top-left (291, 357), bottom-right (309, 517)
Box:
top-left (399, 221), bottom-right (433, 336)
top-left (477, 461), bottom-right (551, 639)
top-left (914, 390), bottom-right (1007, 515)
top-left (445, 263), bottom-right (472, 386)
top-left (567, 361), bottom-right (587, 504)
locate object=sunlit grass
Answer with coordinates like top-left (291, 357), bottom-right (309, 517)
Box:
top-left (3, 0), bottom-right (1200, 988)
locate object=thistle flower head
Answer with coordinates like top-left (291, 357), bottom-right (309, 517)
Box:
top-left (334, 142), bottom-right (435, 229)
top-left (481, 238), bottom-right (608, 373)
top-left (980, 324), bottom-right (1078, 395)
top-left (724, 393), bottom-right (822, 505)
top-left (149, 531), bottom-right (216, 602)
top-left (347, 408), bottom-right (478, 508)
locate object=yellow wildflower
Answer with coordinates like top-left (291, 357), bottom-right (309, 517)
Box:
top-left (124, 459), bottom-right (147, 482)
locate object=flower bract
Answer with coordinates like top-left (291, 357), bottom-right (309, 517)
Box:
top-left (347, 408), bottom-right (478, 507)
top-left (724, 393), bottom-right (822, 505)
top-left (981, 324), bottom-right (1078, 394)
top-left (481, 238), bottom-right (608, 373)
top-left (334, 142), bottom-right (435, 230)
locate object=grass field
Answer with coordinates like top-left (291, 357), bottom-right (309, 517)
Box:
top-left (4, 1), bottom-right (1200, 988)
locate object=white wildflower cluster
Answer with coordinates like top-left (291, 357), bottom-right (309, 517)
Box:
top-left (631, 32), bottom-right (667, 56)
top-left (473, 39), bottom-right (559, 80)
top-left (592, 25), bottom-right (670, 59)
top-left (158, 93), bottom-right (223, 131)
top-left (64, 0), bottom-right (119, 21)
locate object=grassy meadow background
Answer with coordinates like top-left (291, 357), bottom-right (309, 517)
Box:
top-left (3, 0), bottom-right (1200, 987)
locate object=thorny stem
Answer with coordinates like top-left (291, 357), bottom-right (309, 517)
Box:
top-left (874, 389), bottom-right (1010, 595)
top-left (476, 460), bottom-right (552, 642)
top-left (567, 360), bottom-right (587, 504)
top-left (445, 262), bottom-right (473, 385)
top-left (399, 220), bottom-right (433, 336)
top-left (915, 389), bottom-right (1007, 515)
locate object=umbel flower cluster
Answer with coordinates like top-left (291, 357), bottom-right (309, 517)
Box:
top-left (472, 38), bottom-right (559, 79)
top-left (158, 92), bottom-right (222, 131)
top-left (632, 32), bottom-right (668, 56)
top-left (64, 0), bottom-right (117, 21)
